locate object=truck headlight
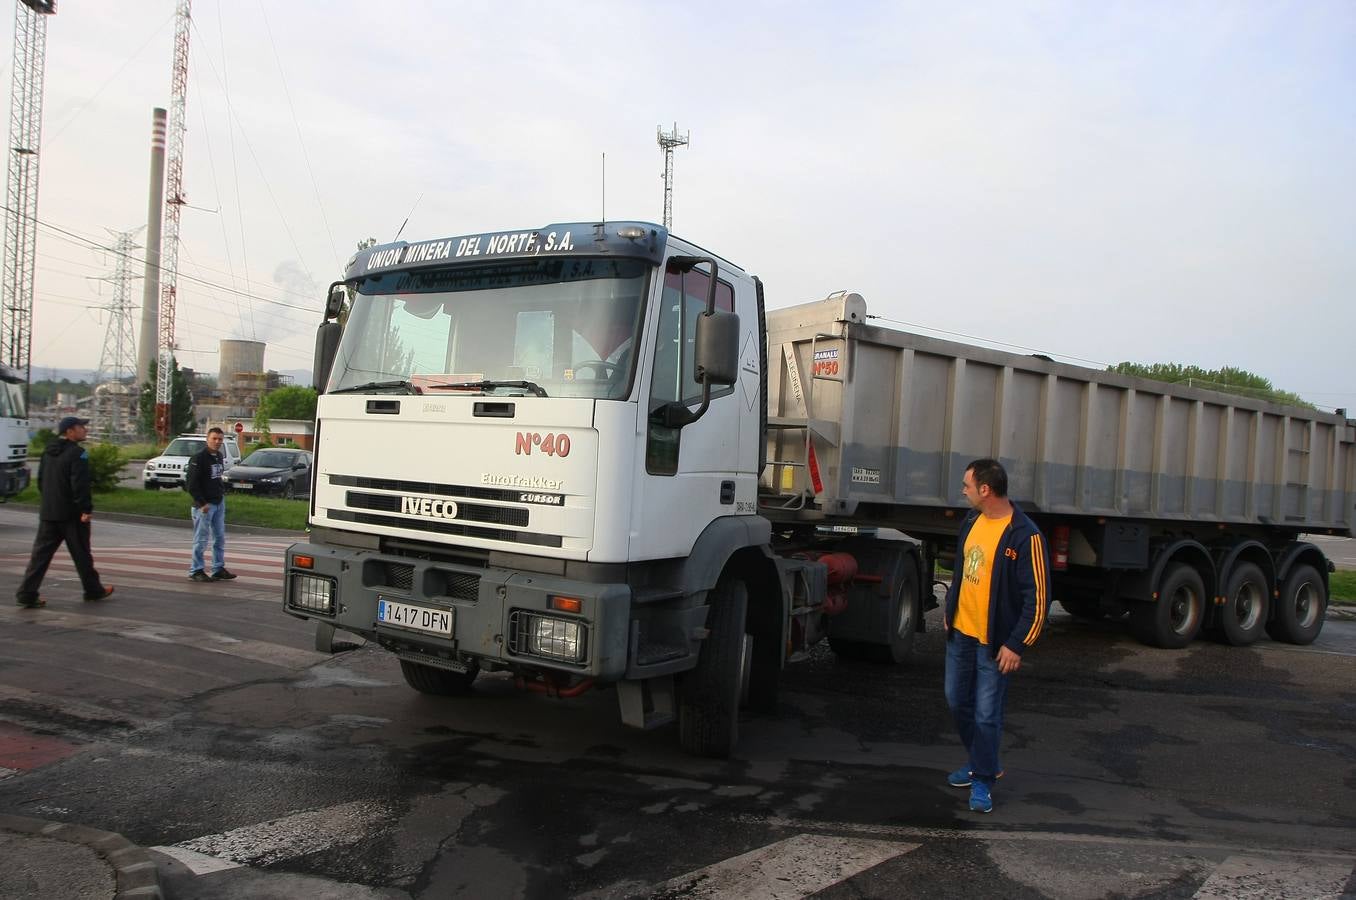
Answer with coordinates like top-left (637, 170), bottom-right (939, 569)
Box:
top-left (510, 611), bottom-right (587, 663)
top-left (288, 572), bottom-right (335, 615)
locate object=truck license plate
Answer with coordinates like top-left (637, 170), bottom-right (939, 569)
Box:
top-left (377, 598), bottom-right (453, 636)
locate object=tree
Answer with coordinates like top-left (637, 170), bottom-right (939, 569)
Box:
top-left (254, 385), bottom-right (318, 436)
top-left (1109, 362), bottom-right (1313, 409)
top-left (138, 357), bottom-right (197, 438)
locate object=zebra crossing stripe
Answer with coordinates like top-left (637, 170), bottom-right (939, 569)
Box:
top-left (647, 833), bottom-right (912, 899)
top-left (154, 800), bottom-right (391, 870)
top-left (1191, 854), bottom-right (1353, 899)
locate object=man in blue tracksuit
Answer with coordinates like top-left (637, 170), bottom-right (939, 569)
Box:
top-left (943, 458), bottom-right (1050, 813)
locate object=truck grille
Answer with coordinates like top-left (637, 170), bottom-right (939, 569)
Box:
top-left (344, 491), bottom-right (528, 527)
top-left (327, 509), bottom-right (562, 548)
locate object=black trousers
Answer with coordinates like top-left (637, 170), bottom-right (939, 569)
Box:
top-left (16, 518), bottom-right (105, 602)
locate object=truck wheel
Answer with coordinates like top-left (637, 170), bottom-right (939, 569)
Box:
top-left (1129, 562), bottom-right (1204, 649)
top-left (1219, 562), bottom-right (1269, 646)
top-left (679, 578), bottom-right (748, 758)
top-left (145, 482), bottom-right (160, 491)
top-left (1058, 594), bottom-right (1103, 620)
top-left (828, 561), bottom-right (919, 664)
top-left (1266, 564), bottom-right (1326, 645)
top-left (399, 659), bottom-right (479, 696)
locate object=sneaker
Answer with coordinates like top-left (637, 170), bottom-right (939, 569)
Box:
top-left (946, 767), bottom-right (972, 788)
top-left (15, 595), bottom-right (44, 608)
top-left (83, 586), bottom-right (115, 602)
top-left (189, 570), bottom-right (212, 582)
top-left (969, 781), bottom-right (993, 814)
top-left (210, 569), bottom-right (237, 581)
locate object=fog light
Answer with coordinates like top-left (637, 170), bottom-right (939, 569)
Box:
top-left (289, 572), bottom-right (335, 615)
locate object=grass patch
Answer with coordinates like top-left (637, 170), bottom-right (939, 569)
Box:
top-left (1329, 569), bottom-right (1356, 606)
top-left (7, 484), bottom-right (306, 531)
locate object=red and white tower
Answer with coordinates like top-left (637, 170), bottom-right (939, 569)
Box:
top-left (154, 0), bottom-right (192, 440)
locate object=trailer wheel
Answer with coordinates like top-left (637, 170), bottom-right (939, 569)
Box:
top-left (679, 578), bottom-right (748, 758)
top-left (399, 659), bottom-right (479, 696)
top-left (1219, 562), bottom-right (1269, 646)
top-left (1129, 562), bottom-right (1204, 649)
top-left (1266, 564), bottom-right (1326, 645)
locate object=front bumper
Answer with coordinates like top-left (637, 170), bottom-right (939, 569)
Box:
top-left (282, 540), bottom-right (633, 680)
top-left (0, 463), bottom-right (29, 498)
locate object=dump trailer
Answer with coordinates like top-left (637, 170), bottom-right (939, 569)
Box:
top-left (283, 220), bottom-right (1352, 757)
top-left (763, 292), bottom-right (1353, 651)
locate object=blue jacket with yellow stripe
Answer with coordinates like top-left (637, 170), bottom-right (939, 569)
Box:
top-left (944, 503), bottom-right (1051, 658)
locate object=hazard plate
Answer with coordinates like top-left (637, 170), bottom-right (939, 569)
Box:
top-left (377, 598), bottom-right (453, 636)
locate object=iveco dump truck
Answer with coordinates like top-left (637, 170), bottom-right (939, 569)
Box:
top-left (284, 220), bottom-right (1354, 757)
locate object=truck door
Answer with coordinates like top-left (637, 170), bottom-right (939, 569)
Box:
top-left (630, 263), bottom-right (747, 560)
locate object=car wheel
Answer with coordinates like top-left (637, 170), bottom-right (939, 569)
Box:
top-left (283, 481), bottom-right (296, 500)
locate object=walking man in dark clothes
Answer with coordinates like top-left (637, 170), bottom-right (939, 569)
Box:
top-left (186, 426), bottom-right (236, 582)
top-left (15, 416), bottom-right (114, 607)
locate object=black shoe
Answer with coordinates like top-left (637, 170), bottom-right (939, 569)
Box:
top-left (189, 570), bottom-right (212, 583)
top-left (83, 586), bottom-right (115, 602)
top-left (211, 569), bottom-right (237, 581)
top-left (15, 596), bottom-right (45, 608)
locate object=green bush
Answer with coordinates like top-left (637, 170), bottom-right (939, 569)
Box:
top-left (87, 443), bottom-right (125, 492)
top-left (28, 428), bottom-right (53, 455)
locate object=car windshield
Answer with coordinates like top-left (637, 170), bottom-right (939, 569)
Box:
top-left (328, 257), bottom-right (650, 400)
top-left (163, 439), bottom-right (205, 456)
top-left (242, 451), bottom-right (299, 468)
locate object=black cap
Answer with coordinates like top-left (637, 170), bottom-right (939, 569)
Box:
top-left (57, 416), bottom-right (90, 435)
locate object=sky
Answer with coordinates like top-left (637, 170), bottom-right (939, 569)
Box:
top-left (5, 1), bottom-right (1354, 410)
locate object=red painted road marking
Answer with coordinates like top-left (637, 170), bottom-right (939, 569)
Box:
top-left (0, 721), bottom-right (81, 771)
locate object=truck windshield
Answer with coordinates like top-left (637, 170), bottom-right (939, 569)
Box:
top-left (329, 257), bottom-right (650, 400)
top-left (0, 380), bottom-right (24, 418)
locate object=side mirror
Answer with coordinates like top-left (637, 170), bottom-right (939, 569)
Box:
top-left (325, 283), bottom-right (346, 320)
top-left (694, 310), bottom-right (739, 386)
top-left (313, 322), bottom-right (342, 393)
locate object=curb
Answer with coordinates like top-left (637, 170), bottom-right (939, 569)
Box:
top-left (0, 814), bottom-right (162, 899)
top-left (1, 502), bottom-right (304, 538)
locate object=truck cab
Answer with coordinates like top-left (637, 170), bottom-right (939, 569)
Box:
top-left (0, 363), bottom-right (30, 499)
top-left (286, 222), bottom-right (781, 755)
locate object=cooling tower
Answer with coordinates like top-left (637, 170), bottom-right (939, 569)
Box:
top-left (219, 339), bottom-right (266, 387)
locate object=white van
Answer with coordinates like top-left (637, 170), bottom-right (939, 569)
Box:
top-left (142, 433), bottom-right (241, 490)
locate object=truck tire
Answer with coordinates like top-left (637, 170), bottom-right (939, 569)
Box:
top-left (1266, 564), bottom-right (1326, 645)
top-left (1058, 594), bottom-right (1103, 620)
top-left (1129, 562), bottom-right (1204, 649)
top-left (399, 658), bottom-right (479, 696)
top-left (828, 561), bottom-right (919, 664)
top-left (1219, 562), bottom-right (1268, 646)
top-left (679, 578), bottom-right (748, 758)
top-left (145, 482), bottom-right (160, 491)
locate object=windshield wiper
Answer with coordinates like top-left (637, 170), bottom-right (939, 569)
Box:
top-left (421, 380), bottom-right (549, 398)
top-left (328, 379), bottom-right (414, 395)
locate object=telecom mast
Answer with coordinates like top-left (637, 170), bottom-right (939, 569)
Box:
top-left (1, 0), bottom-right (56, 403)
top-left (154, 0), bottom-right (191, 440)
top-left (656, 122), bottom-right (689, 230)
top-left (93, 229), bottom-right (142, 441)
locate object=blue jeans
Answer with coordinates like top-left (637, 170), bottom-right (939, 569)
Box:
top-left (191, 500), bottom-right (227, 575)
top-left (944, 631), bottom-right (1009, 786)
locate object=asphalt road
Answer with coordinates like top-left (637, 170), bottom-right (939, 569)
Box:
top-left (0, 506), bottom-right (1353, 899)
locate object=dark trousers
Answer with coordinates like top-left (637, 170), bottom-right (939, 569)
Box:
top-left (16, 518), bottom-right (105, 602)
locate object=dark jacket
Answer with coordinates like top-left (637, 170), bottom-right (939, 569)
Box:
top-left (944, 503), bottom-right (1051, 658)
top-left (37, 438), bottom-right (93, 521)
top-left (186, 448), bottom-right (225, 507)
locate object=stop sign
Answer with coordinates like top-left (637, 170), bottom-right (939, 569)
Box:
top-left (234, 422), bottom-right (244, 434)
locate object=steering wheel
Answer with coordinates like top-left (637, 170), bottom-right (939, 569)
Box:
top-left (574, 359), bottom-right (618, 380)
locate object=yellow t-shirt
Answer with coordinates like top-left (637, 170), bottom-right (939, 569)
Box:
top-left (954, 512), bottom-right (1012, 644)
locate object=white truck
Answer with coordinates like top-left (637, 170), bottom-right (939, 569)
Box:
top-left (0, 364), bottom-right (31, 500)
top-left (284, 221), bottom-right (1354, 757)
